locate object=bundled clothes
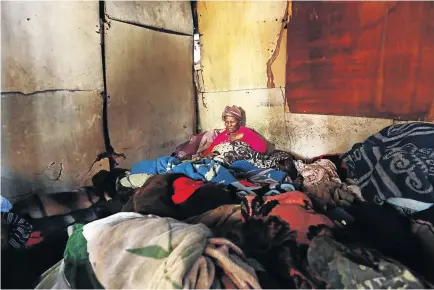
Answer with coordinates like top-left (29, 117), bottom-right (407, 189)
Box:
top-left (212, 195), bottom-right (433, 289)
top-left (342, 122), bottom-right (434, 209)
top-left (36, 213), bottom-right (261, 289)
top-left (295, 159), bottom-right (362, 208)
top-left (122, 174), bottom-right (241, 220)
top-left (211, 141), bottom-right (299, 180)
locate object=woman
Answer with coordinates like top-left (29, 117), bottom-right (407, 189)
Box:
top-left (202, 105), bottom-right (267, 156)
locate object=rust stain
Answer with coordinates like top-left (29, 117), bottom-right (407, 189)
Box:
top-left (266, 1), bottom-right (289, 89)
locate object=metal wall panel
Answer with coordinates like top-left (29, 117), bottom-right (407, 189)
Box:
top-left (1, 1), bottom-right (103, 93)
top-left (1, 91), bottom-right (106, 201)
top-left (105, 21), bottom-right (194, 169)
top-left (105, 1), bottom-right (193, 35)
top-left (197, 1), bottom-right (288, 92)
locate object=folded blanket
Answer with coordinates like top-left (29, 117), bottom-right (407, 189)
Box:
top-left (342, 122), bottom-right (434, 205)
top-left (83, 213), bottom-right (261, 289)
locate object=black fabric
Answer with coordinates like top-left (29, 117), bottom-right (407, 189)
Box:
top-left (324, 206), bottom-right (355, 224)
top-left (122, 173), bottom-right (185, 219)
top-left (29, 200), bottom-right (124, 237)
top-left (1, 231), bottom-right (68, 289)
top-left (123, 173), bottom-right (241, 220)
top-left (336, 202), bottom-right (434, 284)
top-left (91, 168), bottom-right (129, 198)
top-left (177, 183), bottom-right (241, 218)
top-left (33, 194), bottom-right (47, 217)
top-left (412, 206), bottom-right (434, 224)
top-left (64, 259), bottom-right (104, 289)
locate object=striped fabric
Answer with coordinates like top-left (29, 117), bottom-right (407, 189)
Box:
top-left (2, 212), bottom-right (32, 248)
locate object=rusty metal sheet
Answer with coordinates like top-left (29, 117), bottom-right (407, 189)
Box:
top-left (105, 1), bottom-right (193, 35)
top-left (285, 1), bottom-right (434, 121)
top-left (197, 1), bottom-right (289, 92)
top-left (1, 1), bottom-right (103, 94)
top-left (105, 21), bottom-right (194, 169)
top-left (1, 91), bottom-right (106, 201)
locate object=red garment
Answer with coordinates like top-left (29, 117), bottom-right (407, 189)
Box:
top-left (203, 126), bottom-right (267, 156)
top-left (244, 191), bottom-right (335, 245)
top-left (25, 231), bottom-right (44, 247)
top-left (238, 180), bottom-right (259, 187)
top-left (172, 177), bottom-right (205, 204)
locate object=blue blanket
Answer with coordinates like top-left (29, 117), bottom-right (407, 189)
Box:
top-left (230, 160), bottom-right (287, 185)
top-left (1, 195), bottom-right (12, 212)
top-left (131, 157), bottom-right (288, 193)
top-left (342, 123), bottom-right (434, 205)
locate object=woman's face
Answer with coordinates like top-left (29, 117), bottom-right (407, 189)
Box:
top-left (224, 116), bottom-right (240, 134)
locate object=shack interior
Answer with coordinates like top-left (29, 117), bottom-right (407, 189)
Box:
top-left (1, 1), bottom-right (434, 289)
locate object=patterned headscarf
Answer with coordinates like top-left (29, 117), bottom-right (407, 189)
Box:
top-left (222, 105), bottom-right (242, 121)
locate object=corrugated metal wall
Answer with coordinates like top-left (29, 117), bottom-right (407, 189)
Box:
top-left (1, 1), bottom-right (195, 200)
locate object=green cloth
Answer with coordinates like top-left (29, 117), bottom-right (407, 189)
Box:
top-left (64, 224), bottom-right (88, 261)
top-left (63, 223), bottom-right (103, 289)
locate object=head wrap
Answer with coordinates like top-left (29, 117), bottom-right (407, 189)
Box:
top-left (221, 105), bottom-right (242, 121)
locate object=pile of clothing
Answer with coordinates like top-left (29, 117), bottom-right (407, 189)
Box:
top-left (3, 122), bottom-right (434, 289)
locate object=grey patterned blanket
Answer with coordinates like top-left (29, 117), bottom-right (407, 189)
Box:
top-left (342, 122), bottom-right (434, 205)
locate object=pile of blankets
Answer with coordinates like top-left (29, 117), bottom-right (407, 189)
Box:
top-left (6, 122), bottom-right (434, 289)
top-left (36, 213), bottom-right (261, 289)
top-left (36, 194), bottom-right (434, 289)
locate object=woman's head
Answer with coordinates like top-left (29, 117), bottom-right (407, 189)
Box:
top-left (222, 105), bottom-right (242, 133)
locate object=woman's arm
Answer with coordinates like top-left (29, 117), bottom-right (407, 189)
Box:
top-left (201, 131), bottom-right (228, 157)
